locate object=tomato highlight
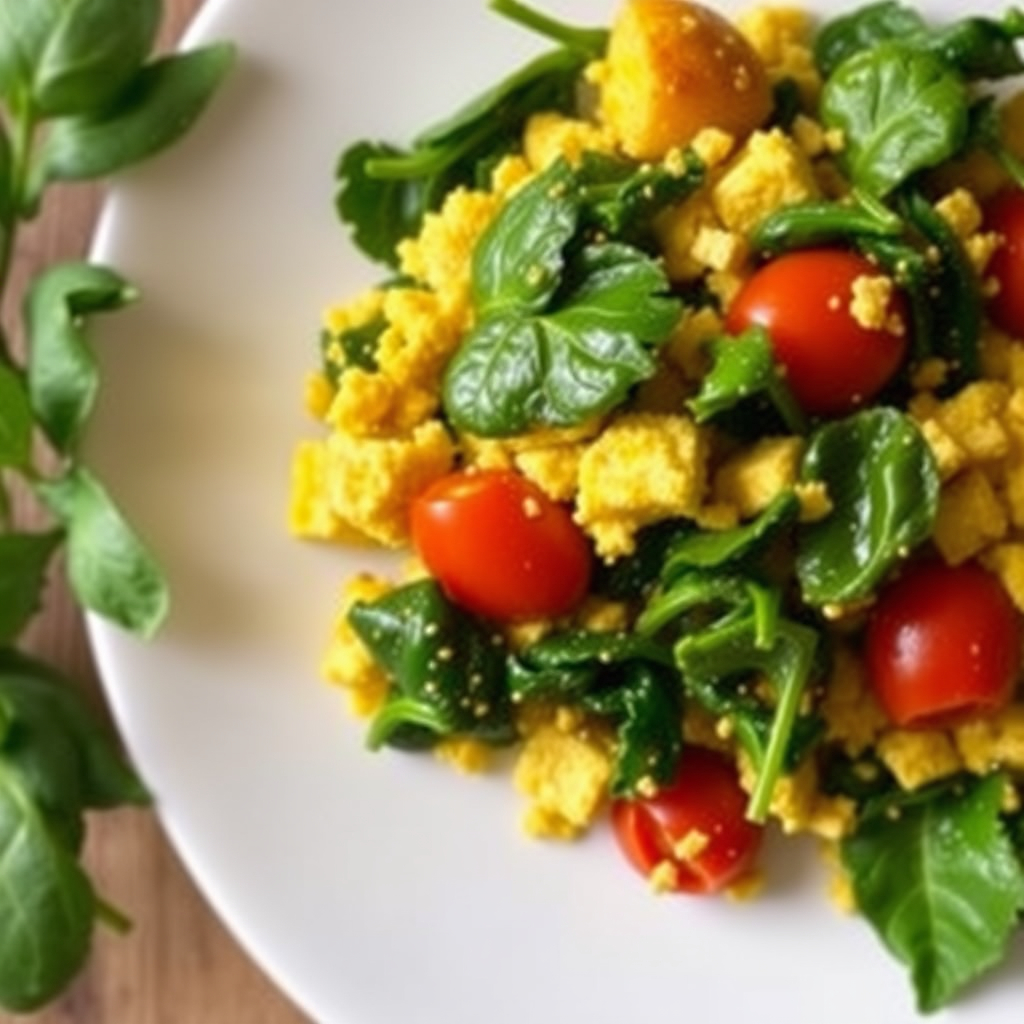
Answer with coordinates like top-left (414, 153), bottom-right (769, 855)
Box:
top-left (866, 560), bottom-right (1022, 729)
top-left (726, 247), bottom-right (910, 417)
top-left (610, 747), bottom-right (763, 895)
top-left (410, 468), bottom-right (592, 622)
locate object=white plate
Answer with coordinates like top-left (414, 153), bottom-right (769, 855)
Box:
top-left (87, 1), bottom-right (1024, 1021)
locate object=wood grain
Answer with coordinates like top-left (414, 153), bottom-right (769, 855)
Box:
top-left (0, 2), bottom-right (311, 1021)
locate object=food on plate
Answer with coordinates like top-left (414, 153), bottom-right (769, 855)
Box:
top-left (290, 0), bottom-right (1024, 1012)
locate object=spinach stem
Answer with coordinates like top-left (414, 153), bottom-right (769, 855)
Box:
top-left (0, 102), bottom-right (35, 367)
top-left (488, 0), bottom-right (608, 55)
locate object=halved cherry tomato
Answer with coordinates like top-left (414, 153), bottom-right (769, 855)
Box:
top-left (865, 560), bottom-right (1022, 729)
top-left (984, 186), bottom-right (1024, 337)
top-left (726, 248), bottom-right (910, 417)
top-left (410, 468), bottom-right (592, 622)
top-left (610, 747), bottom-right (763, 895)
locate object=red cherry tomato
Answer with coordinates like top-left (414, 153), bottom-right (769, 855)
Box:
top-left (866, 560), bottom-right (1022, 729)
top-left (726, 248), bottom-right (910, 417)
top-left (410, 468), bottom-right (592, 621)
top-left (610, 747), bottom-right (763, 895)
top-left (984, 187), bottom-right (1024, 337)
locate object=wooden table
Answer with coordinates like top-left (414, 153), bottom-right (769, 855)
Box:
top-left (0, 2), bottom-right (311, 1021)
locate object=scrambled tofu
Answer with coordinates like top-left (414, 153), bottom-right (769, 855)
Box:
top-left (574, 412), bottom-right (709, 559)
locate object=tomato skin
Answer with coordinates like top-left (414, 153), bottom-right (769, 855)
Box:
top-left (866, 561), bottom-right (1022, 729)
top-left (984, 187), bottom-right (1024, 337)
top-left (726, 248), bottom-right (910, 417)
top-left (410, 468), bottom-right (592, 622)
top-left (610, 747), bottom-right (763, 895)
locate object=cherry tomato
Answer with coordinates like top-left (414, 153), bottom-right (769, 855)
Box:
top-left (610, 747), bottom-right (763, 895)
top-left (984, 187), bottom-right (1024, 337)
top-left (726, 248), bottom-right (910, 417)
top-left (866, 560), bottom-right (1022, 729)
top-left (410, 468), bottom-right (592, 622)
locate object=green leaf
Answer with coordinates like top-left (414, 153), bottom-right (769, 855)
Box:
top-left (821, 42), bottom-right (968, 198)
top-left (336, 47), bottom-right (585, 267)
top-left (687, 327), bottom-right (808, 434)
top-left (36, 468), bottom-right (168, 637)
top-left (0, 532), bottom-right (62, 644)
top-left (39, 43), bottom-right (236, 183)
top-left (446, 242), bottom-right (678, 435)
top-left (335, 141), bottom-right (430, 269)
top-left (347, 579), bottom-right (516, 750)
top-left (33, 0), bottom-right (161, 116)
top-left (473, 159), bottom-right (577, 315)
top-left (796, 408), bottom-right (939, 605)
top-left (925, 9), bottom-right (1024, 80)
top-left (0, 649), bottom-right (148, 822)
top-left (843, 774), bottom-right (1024, 1013)
top-left (0, 0), bottom-right (64, 104)
top-left (662, 492), bottom-right (800, 576)
top-left (813, 2), bottom-right (927, 77)
top-left (25, 261), bottom-right (137, 454)
top-left (0, 363), bottom-right (33, 469)
top-left (508, 630), bottom-right (681, 797)
top-left (0, 766), bottom-right (95, 1013)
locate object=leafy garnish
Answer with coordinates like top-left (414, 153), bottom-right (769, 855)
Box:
top-left (843, 774), bottom-right (1024, 1013)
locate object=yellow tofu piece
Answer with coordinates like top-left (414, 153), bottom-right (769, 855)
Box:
top-left (654, 190), bottom-right (722, 282)
top-left (934, 380), bottom-right (1011, 463)
top-left (325, 421), bottom-right (455, 547)
top-left (819, 646), bottom-right (889, 757)
top-left (327, 367), bottom-right (437, 438)
top-left (711, 128), bottom-right (820, 235)
top-left (981, 543), bottom-right (1024, 613)
top-left (397, 185), bottom-right (500, 305)
top-left (875, 730), bottom-right (963, 791)
top-left (514, 444), bottom-right (585, 503)
top-left (522, 111), bottom-right (616, 170)
top-left (954, 704), bottom-right (1024, 773)
top-left (575, 412), bottom-right (708, 559)
top-left (288, 440), bottom-right (358, 542)
top-left (934, 188), bottom-right (983, 239)
top-left (932, 468), bottom-right (1009, 565)
top-left (712, 435), bottom-right (804, 518)
top-left (917, 417), bottom-right (968, 482)
top-left (514, 721), bottom-right (613, 840)
top-left (736, 5), bottom-right (821, 103)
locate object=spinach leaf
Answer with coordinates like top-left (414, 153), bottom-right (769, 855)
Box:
top-left (25, 262), bottom-right (136, 454)
top-left (39, 43), bottom-right (236, 185)
top-left (900, 189), bottom-right (981, 383)
top-left (347, 579), bottom-right (516, 750)
top-left (687, 326), bottom-right (808, 435)
top-left (926, 9), bottom-right (1024, 80)
top-left (0, 649), bottom-right (147, 1012)
top-left (577, 149), bottom-right (705, 244)
top-left (796, 408), bottom-right (939, 605)
top-left (814, 2), bottom-right (926, 77)
top-left (750, 197), bottom-right (901, 257)
top-left (662, 491), bottom-right (800, 576)
top-left (508, 630), bottom-right (682, 797)
top-left (966, 96), bottom-right (1024, 190)
top-left (0, 766), bottom-right (95, 1013)
top-left (32, 0), bottom-right (161, 116)
top-left (320, 311), bottom-right (389, 386)
top-left (0, 533), bottom-right (61, 645)
top-left (445, 161), bottom-right (680, 435)
top-left (843, 774), bottom-right (1024, 1013)
top-left (591, 518), bottom-right (690, 602)
top-left (639, 570), bottom-right (821, 822)
top-left (821, 42), bottom-right (968, 199)
top-left (0, 363), bottom-right (32, 469)
top-left (35, 468), bottom-right (168, 638)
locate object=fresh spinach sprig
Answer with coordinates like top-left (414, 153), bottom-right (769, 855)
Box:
top-left (0, 0), bottom-right (233, 1011)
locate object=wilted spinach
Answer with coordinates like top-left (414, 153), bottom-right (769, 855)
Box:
top-left (0, 0), bottom-right (233, 1010)
top-left (336, 0), bottom-right (607, 267)
top-left (348, 579), bottom-right (516, 750)
top-left (443, 158), bottom-right (682, 436)
top-left (796, 408), bottom-right (939, 605)
top-left (508, 630), bottom-right (682, 797)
